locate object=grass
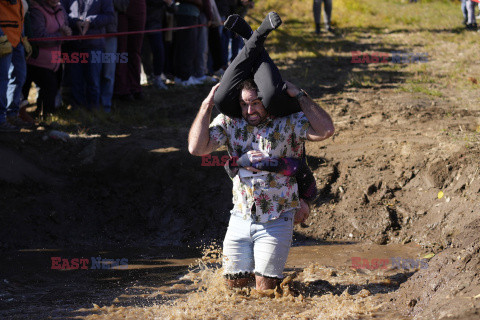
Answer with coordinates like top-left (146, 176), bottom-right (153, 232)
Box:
top-left (30, 0), bottom-right (479, 132)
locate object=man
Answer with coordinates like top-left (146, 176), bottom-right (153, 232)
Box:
top-left (188, 79), bottom-right (334, 290)
top-left (313, 0), bottom-right (333, 34)
top-left (0, 0), bottom-right (29, 132)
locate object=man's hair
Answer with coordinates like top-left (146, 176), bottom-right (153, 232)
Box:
top-left (237, 79), bottom-right (258, 95)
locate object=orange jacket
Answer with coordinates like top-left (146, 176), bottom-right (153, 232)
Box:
top-left (0, 0), bottom-right (24, 47)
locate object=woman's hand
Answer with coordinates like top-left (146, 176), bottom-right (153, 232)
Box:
top-left (294, 199), bottom-right (310, 224)
top-left (243, 150), bottom-right (267, 172)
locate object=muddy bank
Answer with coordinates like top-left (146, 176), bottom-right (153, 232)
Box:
top-left (1, 85), bottom-right (479, 319)
top-left (0, 127), bottom-right (233, 250)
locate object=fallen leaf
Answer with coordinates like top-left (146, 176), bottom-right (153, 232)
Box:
top-left (438, 191), bottom-right (444, 199)
top-left (423, 253), bottom-right (435, 259)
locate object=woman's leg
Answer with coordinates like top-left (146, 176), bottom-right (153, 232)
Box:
top-left (253, 51), bottom-right (300, 117)
top-left (218, 14), bottom-right (300, 117)
top-left (214, 12), bottom-right (281, 118)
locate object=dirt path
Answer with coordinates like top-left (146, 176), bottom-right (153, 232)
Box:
top-left (1, 4), bottom-right (480, 318)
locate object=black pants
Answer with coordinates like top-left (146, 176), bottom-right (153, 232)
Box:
top-left (173, 14), bottom-right (198, 81)
top-left (22, 64), bottom-right (60, 114)
top-left (214, 30), bottom-right (300, 118)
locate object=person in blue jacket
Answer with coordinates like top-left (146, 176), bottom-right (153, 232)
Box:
top-left (62, 0), bottom-right (115, 110)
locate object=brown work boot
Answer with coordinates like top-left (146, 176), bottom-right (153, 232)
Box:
top-left (7, 115), bottom-right (35, 128)
top-left (19, 105), bottom-right (36, 125)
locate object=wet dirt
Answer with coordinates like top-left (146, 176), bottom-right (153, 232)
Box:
top-left (0, 242), bottom-right (429, 319)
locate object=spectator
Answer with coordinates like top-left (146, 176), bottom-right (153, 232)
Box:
top-left (466, 0), bottom-right (478, 30)
top-left (22, 0), bottom-right (71, 117)
top-left (214, 0), bottom-right (229, 73)
top-left (101, 0), bottom-right (129, 112)
top-left (192, 0), bottom-right (214, 84)
top-left (226, 0), bottom-right (253, 62)
top-left (462, 0), bottom-right (468, 25)
top-left (173, 0), bottom-right (203, 86)
top-left (142, 0), bottom-right (174, 90)
top-left (313, 0), bottom-right (333, 34)
top-left (0, 0), bottom-right (31, 131)
top-left (62, 0), bottom-right (115, 110)
top-left (114, 0), bottom-right (146, 100)
top-left (207, 0), bottom-right (225, 76)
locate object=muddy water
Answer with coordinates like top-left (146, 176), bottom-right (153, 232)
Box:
top-left (0, 242), bottom-right (428, 319)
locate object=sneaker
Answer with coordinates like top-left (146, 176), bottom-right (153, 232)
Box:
top-left (466, 23), bottom-right (478, 31)
top-left (174, 76), bottom-right (196, 87)
top-left (326, 25), bottom-right (335, 33)
top-left (7, 115), bottom-right (34, 128)
top-left (192, 75), bottom-right (207, 84)
top-left (0, 120), bottom-right (19, 132)
top-left (153, 76), bottom-right (168, 90)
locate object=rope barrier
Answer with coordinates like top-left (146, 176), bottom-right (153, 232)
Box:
top-left (29, 23), bottom-right (208, 42)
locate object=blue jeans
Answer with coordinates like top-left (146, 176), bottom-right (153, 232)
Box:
top-left (70, 49), bottom-right (103, 109)
top-left (223, 210), bottom-right (295, 279)
top-left (101, 38), bottom-right (117, 110)
top-left (0, 52), bottom-right (12, 123)
top-left (462, 0), bottom-right (468, 20)
top-left (7, 43), bottom-right (26, 117)
top-left (466, 0), bottom-right (477, 24)
top-left (219, 16), bottom-right (244, 64)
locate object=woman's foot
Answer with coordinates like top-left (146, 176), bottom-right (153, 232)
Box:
top-left (224, 14), bottom-right (253, 39)
top-left (256, 12), bottom-right (282, 37)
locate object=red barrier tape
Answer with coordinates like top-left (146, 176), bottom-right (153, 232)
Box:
top-left (29, 23), bottom-right (208, 42)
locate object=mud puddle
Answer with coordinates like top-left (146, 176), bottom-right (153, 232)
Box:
top-left (0, 242), bottom-right (429, 319)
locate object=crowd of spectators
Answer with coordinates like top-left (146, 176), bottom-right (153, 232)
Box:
top-left (0, 0), bottom-right (254, 131)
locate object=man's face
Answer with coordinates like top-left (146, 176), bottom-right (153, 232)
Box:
top-left (240, 88), bottom-right (268, 126)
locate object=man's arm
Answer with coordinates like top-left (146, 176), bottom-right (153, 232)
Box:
top-left (284, 81), bottom-right (334, 141)
top-left (188, 83), bottom-right (222, 156)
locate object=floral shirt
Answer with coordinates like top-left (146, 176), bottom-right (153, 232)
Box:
top-left (209, 112), bottom-right (310, 223)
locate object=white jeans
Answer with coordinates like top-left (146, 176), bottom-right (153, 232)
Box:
top-left (222, 210), bottom-right (294, 279)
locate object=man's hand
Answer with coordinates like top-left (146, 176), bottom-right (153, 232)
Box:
top-left (284, 80), bottom-right (301, 97)
top-left (22, 37), bottom-right (32, 59)
top-left (294, 199), bottom-right (310, 224)
top-left (80, 20), bottom-right (90, 35)
top-left (188, 83), bottom-right (221, 156)
top-left (202, 83), bottom-right (220, 109)
top-left (0, 35), bottom-right (13, 57)
top-left (60, 25), bottom-right (72, 36)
